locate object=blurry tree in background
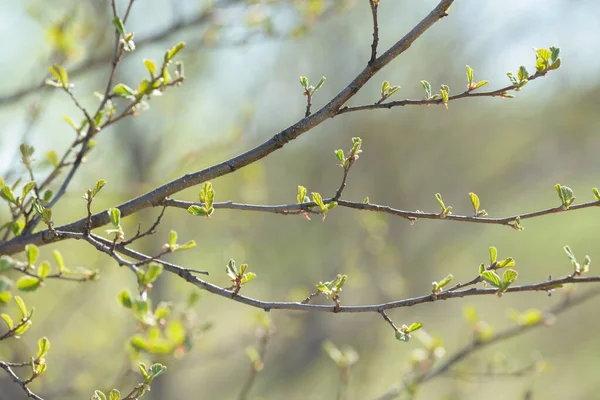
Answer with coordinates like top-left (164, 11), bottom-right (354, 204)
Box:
top-left (1, 0), bottom-right (600, 399)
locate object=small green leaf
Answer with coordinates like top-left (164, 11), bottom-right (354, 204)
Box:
top-left (312, 192), bottom-right (326, 212)
top-left (14, 295), bottom-right (27, 318)
top-left (495, 257), bottom-right (515, 269)
top-left (144, 262), bottom-right (163, 284)
top-left (421, 80), bottom-right (432, 99)
top-left (22, 182), bottom-right (36, 201)
top-left (335, 149), bottom-right (345, 163)
top-left (473, 80), bottom-right (488, 89)
top-left (117, 289), bottom-right (132, 308)
top-left (63, 115), bottom-right (78, 130)
top-left (518, 65), bottom-right (529, 82)
top-left (187, 204), bottom-right (209, 216)
top-left (168, 230), bottom-right (177, 248)
top-left (109, 389), bottom-right (121, 400)
top-left (149, 363), bottom-right (167, 380)
top-left (297, 186), bottom-right (307, 204)
top-left (593, 187), bottom-right (600, 201)
top-left (501, 269), bottom-right (518, 288)
top-left (555, 184), bottom-right (575, 208)
top-left (386, 85), bottom-right (400, 97)
top-left (469, 192), bottom-right (480, 213)
top-left (314, 76), bottom-right (326, 91)
top-left (466, 65), bottom-right (473, 84)
top-left (53, 251), bottom-right (65, 273)
top-left (489, 246), bottom-right (498, 265)
top-left (241, 272), bottom-right (256, 285)
top-left (1, 185), bottom-right (16, 203)
top-left (299, 76), bottom-right (309, 89)
top-left (37, 337), bottom-right (50, 359)
top-left (38, 261), bottom-right (51, 280)
top-left (199, 182), bottom-right (214, 207)
top-left (165, 42), bottom-right (186, 62)
top-left (48, 64), bottom-right (68, 86)
top-left (407, 322), bottom-right (423, 332)
top-left (435, 193), bottom-right (445, 210)
top-left (112, 83), bottom-right (136, 97)
top-left (583, 255), bottom-right (592, 273)
top-left (93, 390), bottom-right (108, 400)
top-left (16, 276), bottom-right (41, 292)
top-left (481, 270), bottom-right (501, 288)
top-left (381, 80), bottom-right (390, 95)
top-left (226, 259), bottom-right (238, 279)
top-left (433, 274), bottom-right (453, 292)
top-left (143, 59), bottom-right (157, 77)
top-left (42, 190), bottom-right (53, 203)
top-left (108, 208), bottom-right (121, 228)
top-left (1, 314), bottom-right (14, 330)
top-left (138, 79), bottom-right (151, 95)
top-left (112, 16), bottom-right (126, 37)
top-left (26, 244), bottom-right (39, 266)
top-left (92, 179), bottom-right (107, 198)
top-left (440, 84), bottom-right (449, 105)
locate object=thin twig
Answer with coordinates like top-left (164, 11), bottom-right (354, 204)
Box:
top-left (368, 0), bottom-right (379, 64)
top-left (0, 361), bottom-right (44, 400)
top-left (379, 310), bottom-right (398, 331)
top-left (338, 71), bottom-right (547, 115)
top-left (122, 205), bottom-right (167, 245)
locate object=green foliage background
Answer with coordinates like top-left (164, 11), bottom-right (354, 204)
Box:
top-left (1, 0), bottom-right (600, 399)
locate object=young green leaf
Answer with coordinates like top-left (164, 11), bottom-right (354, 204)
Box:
top-left (117, 289), bottom-right (132, 308)
top-left (314, 76), bottom-right (326, 91)
top-left (144, 262), bottom-right (163, 284)
top-left (92, 179), bottom-right (107, 198)
top-left (143, 59), bottom-right (157, 77)
top-left (37, 337), bottom-right (50, 359)
top-left (16, 276), bottom-right (41, 292)
top-left (421, 80), bottom-right (432, 99)
top-left (1, 314), bottom-right (14, 330)
top-left (466, 65), bottom-right (474, 84)
top-left (108, 208), bottom-right (121, 228)
top-left (481, 270), bottom-right (501, 288)
top-left (38, 261), bottom-right (51, 280)
top-left (297, 185), bottom-right (308, 204)
top-left (109, 389), bottom-right (121, 400)
top-left (469, 192), bottom-right (480, 213)
top-left (26, 244), bottom-right (39, 266)
top-left (381, 80), bottom-right (390, 95)
top-left (112, 16), bottom-right (126, 37)
top-left (48, 64), bottom-right (68, 87)
top-left (489, 246), bottom-right (498, 265)
top-left (14, 296), bottom-right (27, 318)
top-left (165, 42), bottom-right (186, 62)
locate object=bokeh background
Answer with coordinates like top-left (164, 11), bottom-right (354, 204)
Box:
top-left (1, 0), bottom-right (600, 399)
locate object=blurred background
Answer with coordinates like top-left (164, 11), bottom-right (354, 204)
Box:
top-left (1, 0), bottom-right (600, 399)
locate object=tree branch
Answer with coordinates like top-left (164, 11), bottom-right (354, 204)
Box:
top-left (0, 361), bottom-right (44, 400)
top-left (338, 71), bottom-right (548, 115)
top-left (373, 288), bottom-right (600, 400)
